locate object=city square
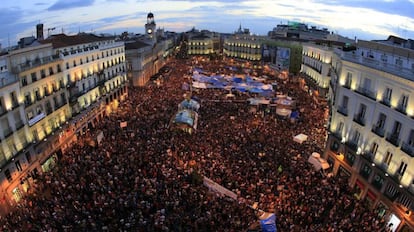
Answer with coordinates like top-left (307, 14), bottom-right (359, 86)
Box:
top-left (0, 56), bottom-right (389, 231)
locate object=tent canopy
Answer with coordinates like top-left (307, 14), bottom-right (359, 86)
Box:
top-left (173, 109), bottom-right (195, 126)
top-left (308, 152), bottom-right (330, 171)
top-left (179, 99), bottom-right (200, 111)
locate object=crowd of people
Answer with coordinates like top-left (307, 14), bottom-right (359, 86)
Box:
top-left (0, 57), bottom-right (391, 231)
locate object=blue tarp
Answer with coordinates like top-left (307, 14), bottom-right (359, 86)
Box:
top-left (179, 99), bottom-right (200, 111)
top-left (174, 110), bottom-right (194, 126)
top-left (260, 213), bottom-right (277, 232)
top-left (290, 111), bottom-right (299, 119)
top-left (250, 87), bottom-right (264, 93)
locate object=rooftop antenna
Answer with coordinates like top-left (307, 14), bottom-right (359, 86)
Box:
top-left (47, 27), bottom-right (56, 37)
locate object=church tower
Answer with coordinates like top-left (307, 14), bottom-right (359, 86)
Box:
top-left (145, 12), bottom-right (156, 42)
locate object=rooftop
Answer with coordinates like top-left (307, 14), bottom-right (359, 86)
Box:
top-left (40, 33), bottom-right (113, 48)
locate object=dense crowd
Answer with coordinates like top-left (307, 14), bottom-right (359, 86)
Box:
top-left (0, 57), bottom-right (390, 231)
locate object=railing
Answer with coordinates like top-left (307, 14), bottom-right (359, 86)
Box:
top-left (331, 130), bottom-right (342, 140)
top-left (380, 98), bottom-right (391, 107)
top-left (401, 142), bottom-right (414, 157)
top-left (340, 52), bottom-right (414, 82)
top-left (395, 104), bottom-right (407, 115)
top-left (361, 151), bottom-right (375, 162)
top-left (386, 132), bottom-right (400, 147)
top-left (355, 87), bottom-right (376, 100)
top-left (337, 106), bottom-right (348, 116)
top-left (15, 120), bottom-right (25, 130)
top-left (346, 140), bottom-right (358, 151)
top-left (371, 125), bottom-right (385, 137)
top-left (353, 114), bottom-right (366, 126)
top-left (11, 54), bottom-right (61, 74)
top-left (3, 127), bottom-right (13, 138)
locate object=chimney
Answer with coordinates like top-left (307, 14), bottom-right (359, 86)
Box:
top-left (36, 24), bottom-right (44, 40)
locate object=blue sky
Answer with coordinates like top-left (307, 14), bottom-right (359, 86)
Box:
top-left (1, 0), bottom-right (414, 47)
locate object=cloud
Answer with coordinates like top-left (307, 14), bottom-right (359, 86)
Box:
top-left (48, 0), bottom-right (95, 11)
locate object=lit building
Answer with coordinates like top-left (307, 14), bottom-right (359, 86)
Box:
top-left (187, 30), bottom-right (220, 56)
top-left (324, 37), bottom-right (414, 232)
top-left (125, 12), bottom-right (177, 87)
top-left (223, 34), bottom-right (263, 62)
top-left (0, 31), bottom-right (128, 214)
top-left (300, 43), bottom-right (336, 98)
top-left (268, 21), bottom-right (331, 40)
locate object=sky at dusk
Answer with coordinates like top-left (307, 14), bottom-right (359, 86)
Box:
top-left (1, 0), bottom-right (414, 47)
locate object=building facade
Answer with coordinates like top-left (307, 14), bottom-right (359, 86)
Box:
top-left (324, 38), bottom-right (414, 232)
top-left (0, 32), bottom-right (128, 215)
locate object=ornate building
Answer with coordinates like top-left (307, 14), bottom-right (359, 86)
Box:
top-left (322, 37), bottom-right (414, 232)
top-left (0, 31), bottom-right (128, 215)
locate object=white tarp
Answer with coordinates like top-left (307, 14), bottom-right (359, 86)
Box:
top-left (293, 133), bottom-right (308, 144)
top-left (276, 108), bottom-right (292, 117)
top-left (308, 152), bottom-right (330, 171)
top-left (203, 176), bottom-right (237, 200)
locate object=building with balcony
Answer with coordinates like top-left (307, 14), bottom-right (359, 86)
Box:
top-left (187, 30), bottom-right (220, 56)
top-left (0, 32), bottom-right (128, 215)
top-left (124, 12), bottom-right (178, 87)
top-left (324, 36), bottom-right (414, 232)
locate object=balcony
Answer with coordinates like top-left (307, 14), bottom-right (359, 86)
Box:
top-left (361, 151), bottom-right (375, 162)
top-left (395, 104), bottom-right (407, 115)
top-left (24, 99), bottom-right (33, 108)
top-left (3, 127), bottom-right (13, 138)
top-left (12, 100), bottom-right (20, 110)
top-left (331, 129), bottom-right (343, 140)
top-left (380, 98), bottom-right (391, 107)
top-left (11, 54), bottom-right (61, 74)
top-left (15, 120), bottom-right (25, 130)
top-left (346, 140), bottom-right (358, 151)
top-left (401, 142), bottom-right (414, 157)
top-left (353, 114), bottom-right (366, 126)
top-left (343, 81), bottom-right (351, 89)
top-left (337, 106), bottom-right (348, 116)
top-left (386, 132), bottom-right (400, 147)
top-left (0, 108), bottom-right (7, 116)
top-left (355, 87), bottom-right (376, 100)
top-left (371, 125), bottom-right (385, 137)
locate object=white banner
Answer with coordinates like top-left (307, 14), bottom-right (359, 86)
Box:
top-left (203, 176), bottom-right (237, 200)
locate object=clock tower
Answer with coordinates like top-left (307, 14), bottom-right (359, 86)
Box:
top-left (145, 12), bottom-right (156, 42)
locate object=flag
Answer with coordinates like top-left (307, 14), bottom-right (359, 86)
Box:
top-left (259, 212), bottom-right (277, 232)
top-left (277, 165), bottom-right (283, 173)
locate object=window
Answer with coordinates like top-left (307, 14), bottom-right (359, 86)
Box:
top-left (398, 94), bottom-right (409, 111)
top-left (40, 69), bottom-right (46, 78)
top-left (376, 113), bottom-right (386, 129)
top-left (384, 151), bottom-right (393, 166)
top-left (408, 130), bottom-right (414, 146)
top-left (73, 60), bottom-right (76, 67)
top-left (25, 152), bottom-right (31, 163)
top-left (392, 121), bottom-right (402, 136)
top-left (384, 88), bottom-right (392, 101)
top-left (4, 169), bottom-right (12, 182)
top-left (381, 54), bottom-right (388, 63)
top-left (66, 62), bottom-right (69, 69)
top-left (342, 96), bottom-right (349, 109)
top-left (21, 76), bottom-right (27, 86)
top-left (370, 142), bottom-right (379, 156)
top-left (357, 104), bottom-right (366, 119)
top-left (396, 58), bottom-right (403, 67)
top-left (397, 161), bottom-right (407, 176)
top-left (15, 160), bottom-right (22, 172)
top-left (352, 130), bottom-right (361, 144)
top-left (49, 67), bottom-right (54, 75)
top-left (31, 72), bottom-right (37, 82)
top-left (345, 72), bottom-right (352, 88)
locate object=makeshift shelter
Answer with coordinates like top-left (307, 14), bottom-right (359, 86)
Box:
top-left (308, 152), bottom-right (330, 171)
top-left (276, 108), bottom-right (291, 117)
top-left (171, 109), bottom-right (198, 134)
top-left (293, 133), bottom-right (308, 144)
top-left (179, 99), bottom-right (200, 112)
